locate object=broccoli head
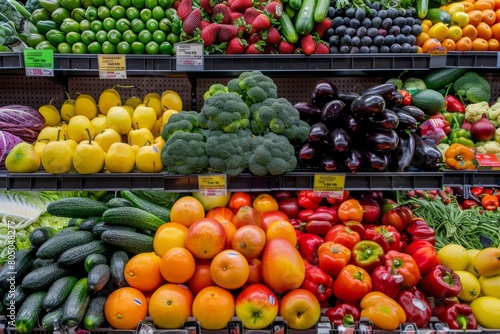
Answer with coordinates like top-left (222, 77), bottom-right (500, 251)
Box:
top-left (161, 131), bottom-right (208, 174)
top-left (248, 132), bottom-right (298, 176)
top-left (161, 110), bottom-right (200, 141)
top-left (227, 70), bottom-right (278, 105)
top-left (203, 83), bottom-right (228, 101)
top-left (205, 129), bottom-right (253, 176)
top-left (198, 92), bottom-right (250, 133)
top-left (453, 72), bottom-right (491, 104)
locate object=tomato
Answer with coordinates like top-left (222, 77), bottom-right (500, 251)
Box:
top-left (228, 192), bottom-right (252, 214)
top-left (252, 193), bottom-right (279, 214)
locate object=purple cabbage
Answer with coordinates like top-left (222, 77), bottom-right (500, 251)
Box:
top-left (0, 105), bottom-right (45, 131)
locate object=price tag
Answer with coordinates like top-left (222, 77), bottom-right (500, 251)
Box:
top-left (313, 173), bottom-right (346, 199)
top-left (175, 43), bottom-right (203, 71)
top-left (198, 174), bottom-right (227, 196)
top-left (23, 49), bottom-right (54, 77)
top-left (98, 55), bottom-right (127, 79)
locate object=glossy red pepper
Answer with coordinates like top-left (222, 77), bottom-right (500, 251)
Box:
top-left (371, 265), bottom-right (402, 299)
top-left (315, 205), bottom-right (339, 224)
top-left (364, 225), bottom-right (402, 252)
top-left (298, 209), bottom-right (315, 222)
top-left (419, 264), bottom-right (462, 298)
top-left (317, 241), bottom-right (351, 278)
top-left (445, 95), bottom-right (466, 113)
top-left (351, 240), bottom-right (385, 273)
top-left (337, 198), bottom-right (364, 223)
top-left (325, 190), bottom-right (350, 205)
top-left (405, 218), bottom-right (436, 245)
top-left (481, 194), bottom-right (499, 211)
top-left (462, 199), bottom-right (479, 209)
top-left (470, 186), bottom-right (485, 197)
top-left (300, 263), bottom-right (333, 302)
top-left (324, 224), bottom-right (361, 250)
top-left (384, 250), bottom-right (420, 289)
top-left (298, 190), bottom-right (323, 210)
top-left (400, 89), bottom-right (412, 105)
top-left (381, 205), bottom-right (414, 232)
top-left (434, 303), bottom-right (478, 331)
top-left (344, 220), bottom-right (366, 239)
top-left (296, 233), bottom-right (324, 265)
top-left (333, 264), bottom-right (373, 305)
top-left (395, 287), bottom-right (433, 328)
top-left (404, 240), bottom-right (441, 276)
top-left (305, 220), bottom-right (333, 237)
top-left (324, 303), bottom-right (360, 327)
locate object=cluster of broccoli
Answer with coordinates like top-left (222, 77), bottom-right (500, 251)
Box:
top-left (453, 72), bottom-right (491, 104)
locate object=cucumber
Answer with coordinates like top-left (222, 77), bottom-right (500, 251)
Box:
top-left (36, 230), bottom-right (95, 259)
top-left (0, 249), bottom-right (35, 289)
top-left (41, 307), bottom-right (64, 331)
top-left (87, 264), bottom-right (111, 292)
top-left (411, 89), bottom-right (446, 115)
top-left (83, 296), bottom-right (107, 330)
top-left (279, 12), bottom-right (298, 44)
top-left (110, 251), bottom-right (129, 288)
top-left (425, 8), bottom-right (451, 25)
top-left (91, 221), bottom-right (136, 239)
top-left (102, 206), bottom-right (165, 231)
top-left (294, 0), bottom-right (315, 35)
top-left (47, 197), bottom-right (109, 218)
top-left (15, 291), bottom-right (47, 333)
top-left (43, 276), bottom-right (78, 311)
top-left (101, 229), bottom-right (154, 254)
top-left (288, 0), bottom-right (301, 11)
top-left (313, 0), bottom-right (329, 23)
top-left (107, 197), bottom-right (134, 208)
top-left (3, 284), bottom-right (27, 307)
top-left (421, 68), bottom-right (467, 91)
top-left (31, 257), bottom-right (54, 269)
top-left (84, 253), bottom-right (108, 273)
top-left (416, 0), bottom-right (429, 19)
top-left (58, 240), bottom-right (107, 266)
top-left (62, 277), bottom-right (90, 327)
top-left (29, 226), bottom-right (57, 249)
top-left (78, 217), bottom-right (103, 231)
top-left (120, 190), bottom-right (170, 222)
top-left (68, 218), bottom-right (84, 227)
top-left (21, 263), bottom-right (70, 291)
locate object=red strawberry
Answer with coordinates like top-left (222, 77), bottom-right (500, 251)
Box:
top-left (177, 0), bottom-right (193, 21)
top-left (182, 7), bottom-right (202, 36)
top-left (263, 1), bottom-right (282, 19)
top-left (243, 7), bottom-right (260, 24)
top-left (245, 41), bottom-right (266, 54)
top-left (233, 17), bottom-right (250, 35)
top-left (261, 26), bottom-right (281, 44)
top-left (251, 13), bottom-right (272, 32)
top-left (226, 37), bottom-right (248, 53)
top-left (301, 34), bottom-right (316, 55)
top-left (313, 17), bottom-right (332, 39)
top-left (263, 43), bottom-right (276, 53)
top-left (200, 19), bottom-right (211, 30)
top-left (201, 23), bottom-right (221, 46)
top-left (277, 39), bottom-right (294, 54)
top-left (229, 0), bottom-right (253, 12)
top-left (218, 24), bottom-right (238, 42)
top-left (199, 0), bottom-right (213, 13)
top-left (247, 31), bottom-right (261, 44)
top-left (314, 41), bottom-right (330, 54)
top-left (228, 8), bottom-right (244, 23)
top-left (212, 3), bottom-right (230, 24)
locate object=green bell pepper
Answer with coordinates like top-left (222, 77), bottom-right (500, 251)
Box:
top-left (81, 0), bottom-right (93, 8)
top-left (449, 128), bottom-right (471, 141)
top-left (72, 8), bottom-right (86, 22)
top-left (31, 8), bottom-right (51, 24)
top-left (35, 40), bottom-right (58, 51)
top-left (51, 7), bottom-right (71, 24)
top-left (352, 240), bottom-right (385, 272)
top-left (453, 113), bottom-right (465, 128)
top-left (60, 18), bottom-right (80, 33)
top-left (60, 0), bottom-right (81, 11)
top-left (39, 0), bottom-right (60, 13)
top-left (450, 137), bottom-right (476, 148)
top-left (85, 6), bottom-right (98, 20)
top-left (46, 29), bottom-right (66, 45)
top-left (36, 20), bottom-right (60, 35)
top-left (26, 33), bottom-right (46, 47)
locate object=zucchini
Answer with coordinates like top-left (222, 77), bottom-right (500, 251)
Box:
top-left (36, 230), bottom-right (95, 259)
top-left (62, 277), bottom-right (90, 327)
top-left (288, 0), bottom-right (301, 11)
top-left (294, 0), bottom-right (315, 35)
top-left (422, 68), bottom-right (467, 91)
top-left (107, 197), bottom-right (134, 208)
top-left (41, 307), bottom-right (64, 331)
top-left (101, 229), bottom-right (154, 254)
top-left (0, 249), bottom-right (35, 289)
top-left (120, 190), bottom-right (171, 222)
top-left (68, 218), bottom-right (84, 227)
top-left (83, 296), bottom-right (107, 330)
top-left (29, 226), bottom-right (57, 249)
top-left (43, 276), bottom-right (78, 311)
top-left (279, 11), bottom-right (298, 44)
top-left (21, 263), bottom-right (70, 291)
top-left (3, 284), bottom-right (27, 307)
top-left (78, 217), bottom-right (103, 231)
top-left (313, 0), bottom-right (329, 23)
top-left (91, 221), bottom-right (135, 238)
top-left (102, 206), bottom-right (165, 231)
top-left (15, 291), bottom-right (47, 333)
top-left (31, 257), bottom-right (54, 269)
top-left (58, 240), bottom-right (107, 266)
top-left (411, 89), bottom-right (446, 116)
top-left (416, 0), bottom-right (429, 19)
top-left (87, 264), bottom-right (111, 292)
top-left (84, 253), bottom-right (108, 273)
top-left (110, 251), bottom-right (129, 288)
top-left (47, 197), bottom-right (109, 218)
top-left (425, 8), bottom-right (451, 25)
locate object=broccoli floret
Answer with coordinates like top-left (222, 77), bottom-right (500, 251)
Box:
top-left (248, 132), bottom-right (298, 176)
top-left (161, 131), bottom-right (208, 174)
top-left (227, 70), bottom-right (278, 105)
top-left (453, 72), bottom-right (491, 104)
top-left (161, 110), bottom-right (200, 141)
top-left (198, 92), bottom-right (250, 133)
top-left (203, 83), bottom-right (228, 101)
top-left (205, 129), bottom-right (253, 176)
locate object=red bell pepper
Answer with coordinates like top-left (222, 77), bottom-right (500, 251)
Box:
top-left (481, 194), bottom-right (499, 211)
top-left (344, 220), bottom-right (366, 239)
top-left (418, 264), bottom-right (462, 298)
top-left (445, 95), bottom-right (466, 113)
top-left (381, 205), bottom-right (414, 232)
top-left (298, 190), bottom-right (323, 210)
top-left (400, 89), bottom-right (412, 106)
top-left (405, 218), bottom-right (436, 245)
top-left (404, 240), bottom-right (440, 276)
top-left (333, 264), bottom-right (372, 305)
top-left (300, 263), bottom-right (333, 302)
top-left (315, 205), bottom-right (339, 224)
top-left (324, 303), bottom-right (360, 327)
top-left (462, 199), bottom-right (479, 209)
top-left (325, 190), bottom-right (350, 205)
top-left (470, 186), bottom-right (485, 197)
top-left (296, 233), bottom-right (324, 265)
top-left (298, 209), bottom-right (315, 222)
top-left (304, 211), bottom-right (336, 237)
top-left (364, 225), bottom-right (402, 252)
top-left (384, 250), bottom-right (420, 289)
top-left (317, 241), bottom-right (351, 278)
top-left (434, 303), bottom-right (478, 331)
top-left (395, 287), bottom-right (433, 328)
top-left (351, 240), bottom-right (385, 273)
top-left (337, 199), bottom-right (364, 223)
top-left (324, 224), bottom-right (361, 250)
top-left (371, 265), bottom-right (402, 299)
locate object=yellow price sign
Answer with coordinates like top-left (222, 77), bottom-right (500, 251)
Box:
top-left (98, 55), bottom-right (127, 79)
top-left (198, 174), bottom-right (227, 196)
top-left (313, 174), bottom-right (346, 199)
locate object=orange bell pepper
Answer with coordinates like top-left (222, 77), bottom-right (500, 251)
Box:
top-left (444, 143), bottom-right (478, 170)
top-left (337, 199), bottom-right (364, 223)
top-left (360, 291), bottom-right (407, 330)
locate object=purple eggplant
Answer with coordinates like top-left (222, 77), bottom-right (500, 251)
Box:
top-left (401, 105), bottom-right (425, 122)
top-left (308, 122), bottom-right (330, 143)
top-left (336, 91), bottom-right (360, 106)
top-left (299, 143), bottom-right (316, 160)
top-left (361, 83), bottom-right (398, 100)
top-left (411, 132), bottom-right (443, 171)
top-left (367, 109), bottom-right (399, 130)
top-left (362, 149), bottom-right (389, 171)
top-left (388, 130), bottom-right (415, 172)
top-left (345, 148), bottom-right (363, 173)
top-left (385, 90), bottom-right (404, 109)
top-left (351, 94), bottom-right (386, 118)
top-left (311, 81), bottom-right (337, 108)
top-left (394, 109), bottom-right (418, 130)
top-left (343, 114), bottom-right (361, 134)
top-left (365, 130), bottom-right (400, 152)
top-left (330, 128), bottom-right (351, 153)
top-left (294, 101), bottom-right (322, 124)
top-left (321, 99), bottom-right (346, 122)
top-left (322, 155), bottom-right (338, 171)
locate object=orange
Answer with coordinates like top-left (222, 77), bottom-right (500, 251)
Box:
top-left (468, 10), bottom-right (483, 25)
top-left (104, 287), bottom-right (148, 329)
top-left (416, 32), bottom-right (430, 46)
top-left (482, 8), bottom-right (497, 24)
top-left (462, 24), bottom-right (478, 39)
top-left (219, 218), bottom-right (236, 249)
top-left (206, 206), bottom-right (235, 222)
top-left (160, 247), bottom-right (196, 283)
top-left (231, 225), bottom-right (267, 260)
top-left (153, 222), bottom-right (188, 257)
top-left (266, 220), bottom-right (297, 247)
top-left (477, 21), bottom-right (493, 39)
top-left (488, 37), bottom-right (500, 49)
top-left (495, 0), bottom-right (500, 10)
top-left (496, 7), bottom-right (500, 21)
top-left (456, 36), bottom-right (474, 50)
top-left (210, 249), bottom-right (249, 289)
top-left (185, 217), bottom-right (227, 259)
top-left (261, 210), bottom-right (290, 231)
top-left (187, 259), bottom-right (216, 295)
top-left (472, 37), bottom-right (490, 49)
top-left (170, 196), bottom-right (205, 228)
top-left (491, 22), bottom-right (500, 38)
top-left (442, 38), bottom-right (457, 51)
top-left (463, 0), bottom-right (476, 11)
top-left (192, 286), bottom-right (235, 330)
top-left (474, 0), bottom-right (495, 10)
top-left (124, 252), bottom-right (164, 292)
top-left (148, 283), bottom-right (194, 329)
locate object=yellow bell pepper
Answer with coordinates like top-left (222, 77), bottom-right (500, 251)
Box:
top-left (360, 291), bottom-right (407, 330)
top-left (446, 2), bottom-right (466, 15)
top-left (445, 143), bottom-right (478, 170)
top-left (428, 22), bottom-right (450, 41)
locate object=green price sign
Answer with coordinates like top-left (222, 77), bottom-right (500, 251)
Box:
top-left (23, 49), bottom-right (54, 77)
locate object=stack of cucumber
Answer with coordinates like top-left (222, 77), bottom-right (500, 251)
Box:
top-left (0, 191), bottom-right (170, 333)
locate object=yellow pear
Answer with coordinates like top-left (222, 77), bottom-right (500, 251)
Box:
top-left (136, 144), bottom-right (163, 173)
top-left (34, 140), bottom-right (47, 161)
top-left (125, 96), bottom-right (143, 109)
top-left (161, 90), bottom-right (183, 112)
top-left (37, 126), bottom-right (64, 142)
top-left (127, 128), bottom-right (155, 147)
top-left (143, 92), bottom-right (162, 117)
top-left (38, 99), bottom-right (61, 126)
top-left (41, 140), bottom-right (74, 174)
top-left (95, 128), bottom-right (122, 152)
top-left (60, 92), bottom-right (76, 121)
top-left (105, 142), bottom-right (136, 173)
top-left (67, 115), bottom-right (95, 143)
top-left (132, 104), bottom-right (156, 131)
top-left (73, 132), bottom-right (106, 174)
top-left (91, 114), bottom-right (108, 134)
top-left (74, 94), bottom-right (98, 120)
top-left (64, 138), bottom-right (78, 151)
top-left (153, 135), bottom-right (165, 150)
top-left (122, 104), bottom-right (135, 118)
top-left (106, 106), bottom-right (132, 135)
top-left (151, 118), bottom-right (162, 137)
top-left (98, 88), bottom-right (122, 115)
top-left (5, 142), bottom-right (41, 173)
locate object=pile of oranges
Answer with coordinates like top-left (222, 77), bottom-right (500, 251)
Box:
top-left (417, 0), bottom-right (500, 52)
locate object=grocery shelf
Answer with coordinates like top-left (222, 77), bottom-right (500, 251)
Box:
top-left (445, 51), bottom-right (500, 68)
top-left (0, 52), bottom-right (23, 69)
top-left (54, 54), bottom-right (173, 73)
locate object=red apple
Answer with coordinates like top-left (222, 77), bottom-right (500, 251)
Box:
top-left (359, 198), bottom-right (381, 225)
top-left (278, 289), bottom-right (321, 330)
top-left (232, 206), bottom-right (263, 229)
top-left (235, 284), bottom-right (279, 329)
top-left (278, 197), bottom-right (300, 219)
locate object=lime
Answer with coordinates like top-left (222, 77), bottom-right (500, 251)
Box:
top-left (437, 244), bottom-right (470, 271)
top-left (151, 5), bottom-right (164, 20)
top-left (107, 29), bottom-right (122, 44)
top-left (456, 270), bottom-right (481, 302)
top-left (102, 40), bottom-right (117, 53)
top-left (90, 20), bottom-right (103, 32)
top-left (87, 41), bottom-right (102, 53)
top-left (126, 6), bottom-right (139, 20)
top-left (158, 0), bottom-right (173, 9)
top-left (103, 17), bottom-right (116, 31)
top-left (79, 19), bottom-right (91, 31)
top-left (118, 0), bottom-right (132, 6)
top-left (122, 29), bottom-right (138, 43)
top-left (65, 31), bottom-right (82, 45)
top-left (145, 18), bottom-right (159, 32)
top-left (131, 18), bottom-right (145, 33)
top-left (159, 40), bottom-right (172, 54)
top-left (140, 8), bottom-right (152, 21)
top-left (158, 17), bottom-right (171, 33)
top-left (57, 42), bottom-right (72, 53)
top-left (138, 29), bottom-right (152, 43)
top-left (81, 30), bottom-right (97, 44)
top-left (145, 40), bottom-right (159, 54)
top-left (116, 40), bottom-right (131, 53)
top-left (111, 5), bottom-right (126, 19)
top-left (97, 5), bottom-right (111, 19)
top-left (95, 30), bottom-right (108, 43)
top-left (166, 32), bottom-right (179, 44)
top-left (145, 0), bottom-right (157, 9)
top-left (116, 18), bottom-right (131, 32)
top-left (131, 0), bottom-right (145, 8)
top-left (72, 41), bottom-right (87, 54)
top-left (92, 0), bottom-right (105, 7)
top-left (152, 29), bottom-right (166, 43)
top-left (131, 41), bottom-right (145, 54)
top-left (104, 0), bottom-right (118, 8)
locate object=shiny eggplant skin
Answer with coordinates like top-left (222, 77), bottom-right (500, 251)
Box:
top-left (351, 94), bottom-right (386, 118)
top-left (361, 83), bottom-right (398, 100)
top-left (385, 90), bottom-right (403, 109)
top-left (394, 109), bottom-right (418, 130)
top-left (336, 91), bottom-right (360, 106)
top-left (367, 109), bottom-right (399, 130)
top-left (362, 149), bottom-right (389, 171)
top-left (299, 142), bottom-right (316, 160)
top-left (401, 105), bottom-right (425, 121)
top-left (321, 99), bottom-right (346, 122)
top-left (322, 155), bottom-right (338, 171)
top-left (365, 129), bottom-right (400, 152)
top-left (389, 130), bottom-right (415, 172)
top-left (343, 114), bottom-right (361, 134)
top-left (308, 122), bottom-right (330, 143)
top-left (312, 81), bottom-right (337, 108)
top-left (345, 148), bottom-right (363, 173)
top-left (411, 132), bottom-right (442, 171)
top-left (330, 128), bottom-right (351, 153)
top-left (294, 101), bottom-right (322, 124)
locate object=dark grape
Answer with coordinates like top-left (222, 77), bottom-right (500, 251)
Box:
top-left (368, 8), bottom-right (377, 17)
top-left (355, 8), bottom-right (366, 20)
top-left (383, 34), bottom-right (395, 45)
top-left (395, 34), bottom-right (406, 44)
top-left (381, 18), bottom-right (393, 30)
top-left (330, 45), bottom-right (339, 53)
top-left (332, 16), bottom-right (344, 28)
top-left (369, 45), bottom-right (379, 53)
top-left (337, 8), bottom-right (346, 16)
top-left (346, 27), bottom-right (357, 36)
top-left (328, 6), bottom-right (336, 19)
top-left (367, 27), bottom-right (379, 37)
top-left (373, 35), bottom-right (384, 46)
top-left (392, 16), bottom-right (406, 27)
top-left (356, 26), bottom-right (367, 37)
top-left (371, 16), bottom-right (382, 28)
top-left (351, 36), bottom-right (361, 46)
top-left (370, 1), bottom-right (380, 10)
top-left (390, 43), bottom-right (402, 53)
top-left (397, 9), bottom-right (405, 16)
top-left (387, 8), bottom-right (398, 19)
top-left (378, 28), bottom-right (387, 36)
top-left (335, 25), bottom-right (347, 35)
top-left (345, 7), bottom-right (355, 17)
top-left (325, 28), bottom-right (335, 39)
top-left (377, 9), bottom-right (387, 19)
top-left (405, 8), bottom-right (415, 17)
top-left (340, 34), bottom-right (352, 45)
top-left (350, 46), bottom-right (360, 53)
top-left (411, 24), bottom-right (422, 36)
top-left (379, 45), bottom-right (390, 52)
top-left (401, 43), bottom-right (412, 53)
top-left (406, 34), bottom-right (416, 45)
top-left (401, 25), bottom-right (412, 35)
top-left (406, 17), bottom-right (415, 26)
top-left (414, 18), bottom-right (422, 25)
top-left (388, 25), bottom-right (401, 35)
top-left (329, 34), bottom-right (340, 45)
top-left (340, 45), bottom-right (351, 53)
top-left (360, 36), bottom-right (372, 46)
top-left (350, 18), bottom-right (361, 29)
top-left (360, 45), bottom-right (370, 53)
top-left (361, 18), bottom-right (372, 28)
top-left (343, 17), bottom-right (351, 25)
